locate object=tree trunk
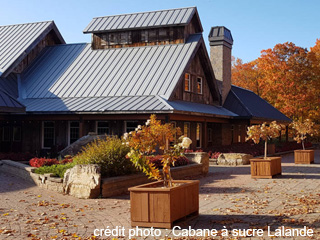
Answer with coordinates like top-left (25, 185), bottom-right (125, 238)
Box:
top-left (264, 141), bottom-right (267, 159)
top-left (302, 140), bottom-right (305, 150)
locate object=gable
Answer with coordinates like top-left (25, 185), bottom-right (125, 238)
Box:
top-left (0, 21), bottom-right (65, 78)
top-left (172, 48), bottom-right (219, 105)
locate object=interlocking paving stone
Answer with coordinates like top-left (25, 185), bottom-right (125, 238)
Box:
top-left (0, 151), bottom-right (320, 239)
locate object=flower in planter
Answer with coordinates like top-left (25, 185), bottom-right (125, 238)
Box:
top-left (290, 119), bottom-right (317, 150)
top-left (125, 114), bottom-right (192, 188)
top-left (246, 121), bottom-right (282, 159)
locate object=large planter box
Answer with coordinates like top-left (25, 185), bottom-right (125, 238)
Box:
top-left (294, 150), bottom-right (314, 164)
top-left (129, 180), bottom-right (199, 228)
top-left (250, 157), bottom-right (282, 179)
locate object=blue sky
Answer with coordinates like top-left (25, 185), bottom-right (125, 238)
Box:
top-left (1, 0), bottom-right (319, 62)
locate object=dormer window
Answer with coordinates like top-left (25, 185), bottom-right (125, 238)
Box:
top-left (185, 73), bottom-right (190, 92)
top-left (196, 77), bottom-right (203, 94)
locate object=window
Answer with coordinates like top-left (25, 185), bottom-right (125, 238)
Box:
top-left (148, 29), bottom-right (157, 42)
top-left (141, 30), bottom-right (148, 42)
top-left (159, 28), bottom-right (169, 41)
top-left (69, 121), bottom-right (80, 145)
top-left (13, 126), bottom-right (21, 142)
top-left (231, 124), bottom-right (234, 143)
top-left (97, 121), bottom-right (109, 135)
top-left (184, 122), bottom-right (190, 138)
top-left (42, 121), bottom-right (55, 149)
top-left (196, 123), bottom-right (202, 148)
top-left (101, 34), bottom-right (108, 46)
top-left (238, 125), bottom-right (242, 143)
top-left (125, 121), bottom-right (138, 133)
top-left (2, 126), bottom-right (10, 142)
top-left (196, 77), bottom-right (203, 94)
top-left (208, 128), bottom-right (213, 142)
top-left (184, 73), bottom-right (190, 92)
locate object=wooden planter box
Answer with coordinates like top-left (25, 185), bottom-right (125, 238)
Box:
top-left (129, 180), bottom-right (199, 228)
top-left (294, 150), bottom-right (314, 164)
top-left (250, 157), bottom-right (282, 179)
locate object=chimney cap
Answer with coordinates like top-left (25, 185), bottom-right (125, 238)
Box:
top-left (208, 26), bottom-right (233, 48)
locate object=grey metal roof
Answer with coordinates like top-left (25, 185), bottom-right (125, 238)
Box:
top-left (165, 100), bottom-right (237, 117)
top-left (0, 21), bottom-right (65, 77)
top-left (20, 95), bottom-right (235, 118)
top-left (83, 7), bottom-right (198, 33)
top-left (22, 34), bottom-right (202, 100)
top-left (20, 96), bottom-right (170, 113)
top-left (0, 89), bottom-right (25, 113)
top-left (223, 85), bottom-right (291, 122)
top-left (0, 74), bottom-right (18, 98)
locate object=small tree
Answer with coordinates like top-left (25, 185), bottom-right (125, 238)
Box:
top-left (246, 121), bottom-right (282, 159)
top-left (290, 119), bottom-right (316, 150)
top-left (125, 115), bottom-right (192, 188)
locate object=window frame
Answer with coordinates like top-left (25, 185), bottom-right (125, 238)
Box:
top-left (96, 121), bottom-right (110, 135)
top-left (68, 121), bottom-right (80, 146)
top-left (196, 77), bottom-right (203, 94)
top-left (184, 122), bottom-right (190, 138)
top-left (184, 73), bottom-right (191, 92)
top-left (42, 121), bottom-right (55, 149)
top-left (2, 126), bottom-right (10, 142)
top-left (125, 121), bottom-right (138, 133)
top-left (196, 123), bottom-right (202, 148)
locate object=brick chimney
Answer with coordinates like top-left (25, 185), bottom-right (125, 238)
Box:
top-left (208, 26), bottom-right (233, 104)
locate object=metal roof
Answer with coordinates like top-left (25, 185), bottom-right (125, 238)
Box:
top-left (20, 95), bottom-right (235, 117)
top-left (83, 7), bottom-right (197, 33)
top-left (0, 21), bottom-right (65, 77)
top-left (22, 34), bottom-right (202, 100)
top-left (224, 85), bottom-right (291, 122)
top-left (0, 89), bottom-right (25, 113)
top-left (0, 74), bottom-right (18, 98)
top-left (20, 96), bottom-right (170, 113)
top-left (165, 100), bottom-right (237, 117)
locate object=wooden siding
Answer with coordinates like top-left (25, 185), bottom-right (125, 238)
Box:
top-left (173, 53), bottom-right (214, 105)
top-left (13, 30), bottom-right (61, 74)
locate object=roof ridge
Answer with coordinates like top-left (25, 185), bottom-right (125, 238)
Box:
top-left (91, 6), bottom-right (196, 19)
top-left (0, 20), bottom-right (53, 28)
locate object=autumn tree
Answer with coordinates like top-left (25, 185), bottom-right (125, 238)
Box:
top-left (232, 42), bottom-right (320, 122)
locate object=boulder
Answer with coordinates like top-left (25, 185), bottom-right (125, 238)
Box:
top-left (217, 153), bottom-right (253, 166)
top-left (59, 133), bottom-right (107, 157)
top-left (184, 152), bottom-right (209, 175)
top-left (63, 164), bottom-right (101, 199)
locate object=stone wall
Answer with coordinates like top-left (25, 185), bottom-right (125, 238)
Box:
top-left (0, 157), bottom-right (207, 199)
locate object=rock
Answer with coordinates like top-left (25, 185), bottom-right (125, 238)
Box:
top-left (184, 152), bottom-right (209, 175)
top-left (217, 153), bottom-right (253, 166)
top-left (59, 133), bottom-right (107, 157)
top-left (63, 164), bottom-right (101, 199)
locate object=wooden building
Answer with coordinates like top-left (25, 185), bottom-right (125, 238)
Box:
top-left (0, 7), bottom-right (290, 154)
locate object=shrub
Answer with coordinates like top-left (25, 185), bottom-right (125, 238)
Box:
top-left (34, 163), bottom-right (76, 178)
top-left (30, 158), bottom-right (58, 168)
top-left (73, 136), bottom-right (134, 177)
top-left (148, 155), bottom-right (189, 169)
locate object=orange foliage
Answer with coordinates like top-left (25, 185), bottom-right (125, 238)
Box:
top-left (232, 41), bottom-right (320, 122)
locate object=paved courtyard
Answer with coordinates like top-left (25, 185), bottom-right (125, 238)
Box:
top-left (1, 151), bottom-right (320, 239)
